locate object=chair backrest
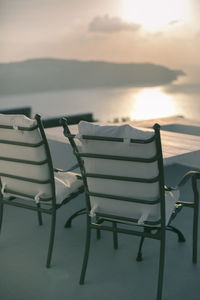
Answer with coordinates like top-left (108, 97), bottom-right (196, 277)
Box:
top-left (0, 114), bottom-right (55, 203)
top-left (67, 121), bottom-right (165, 226)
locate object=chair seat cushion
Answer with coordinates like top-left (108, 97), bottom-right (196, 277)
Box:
top-left (2, 171), bottom-right (83, 204)
top-left (165, 189), bottom-right (180, 225)
top-left (78, 121), bottom-right (154, 139)
top-left (54, 171), bottom-right (83, 204)
top-left (0, 114), bottom-right (83, 206)
top-left (89, 189), bottom-right (180, 226)
top-left (0, 114), bottom-right (37, 128)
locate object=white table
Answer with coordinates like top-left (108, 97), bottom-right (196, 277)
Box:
top-left (45, 125), bottom-right (200, 168)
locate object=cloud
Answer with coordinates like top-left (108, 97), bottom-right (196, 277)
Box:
top-left (89, 15), bottom-right (141, 33)
top-left (168, 20), bottom-right (180, 26)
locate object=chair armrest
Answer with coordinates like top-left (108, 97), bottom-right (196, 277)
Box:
top-left (54, 163), bottom-right (79, 173)
top-left (165, 171), bottom-right (200, 209)
top-left (177, 171), bottom-right (200, 188)
top-left (165, 170), bottom-right (200, 191)
top-left (164, 185), bottom-right (177, 191)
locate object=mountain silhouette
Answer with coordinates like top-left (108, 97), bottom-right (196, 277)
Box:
top-left (0, 58), bottom-right (185, 95)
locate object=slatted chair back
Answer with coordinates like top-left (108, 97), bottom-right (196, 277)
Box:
top-left (0, 114), bottom-right (55, 204)
top-left (64, 121), bottom-right (169, 227)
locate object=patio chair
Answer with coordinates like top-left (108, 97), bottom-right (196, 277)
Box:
top-left (0, 114), bottom-right (84, 267)
top-left (61, 119), bottom-right (199, 300)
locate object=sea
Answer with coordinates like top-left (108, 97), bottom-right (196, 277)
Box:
top-left (0, 65), bottom-right (199, 123)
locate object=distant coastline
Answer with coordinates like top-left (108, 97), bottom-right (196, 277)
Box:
top-left (0, 58), bottom-right (185, 95)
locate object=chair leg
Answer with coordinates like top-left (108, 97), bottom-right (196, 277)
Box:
top-left (0, 202), bottom-right (4, 233)
top-left (157, 229), bottom-right (166, 300)
top-left (136, 236), bottom-right (145, 261)
top-left (64, 208), bottom-right (86, 228)
top-left (166, 225), bottom-right (185, 242)
top-left (80, 215), bottom-right (91, 285)
top-left (136, 227), bottom-right (152, 261)
top-left (192, 177), bottom-right (199, 264)
top-left (193, 206), bottom-right (199, 264)
top-left (96, 228), bottom-right (101, 240)
top-left (112, 222), bottom-right (118, 249)
top-left (96, 217), bottom-right (101, 240)
top-left (46, 210), bottom-right (56, 268)
top-left (36, 203), bottom-right (43, 226)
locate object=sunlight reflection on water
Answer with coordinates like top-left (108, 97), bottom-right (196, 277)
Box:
top-left (130, 87), bottom-right (176, 120)
top-left (0, 81), bottom-right (199, 123)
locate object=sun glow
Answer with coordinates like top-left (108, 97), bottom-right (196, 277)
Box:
top-left (120, 0), bottom-right (191, 31)
top-left (131, 88), bottom-right (175, 120)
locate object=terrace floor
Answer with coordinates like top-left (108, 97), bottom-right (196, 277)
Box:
top-left (0, 162), bottom-right (200, 300)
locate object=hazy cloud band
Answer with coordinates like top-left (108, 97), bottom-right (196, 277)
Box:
top-left (89, 15), bottom-right (141, 33)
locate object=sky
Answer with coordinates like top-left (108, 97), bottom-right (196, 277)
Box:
top-left (0, 0), bottom-right (200, 68)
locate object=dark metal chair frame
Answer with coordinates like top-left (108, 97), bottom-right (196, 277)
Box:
top-left (62, 118), bottom-right (199, 300)
top-left (0, 114), bottom-right (84, 267)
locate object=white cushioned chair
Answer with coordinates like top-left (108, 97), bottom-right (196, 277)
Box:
top-left (62, 119), bottom-right (199, 300)
top-left (0, 114), bottom-right (84, 267)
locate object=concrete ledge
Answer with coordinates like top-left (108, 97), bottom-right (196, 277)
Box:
top-left (0, 106), bottom-right (31, 117)
top-left (43, 113), bottom-right (94, 128)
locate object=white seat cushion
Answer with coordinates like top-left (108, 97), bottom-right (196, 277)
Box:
top-left (0, 114), bottom-right (37, 128)
top-left (0, 114), bottom-right (83, 205)
top-left (54, 171), bottom-right (83, 204)
top-left (78, 121), bottom-right (158, 199)
top-left (0, 114), bottom-right (51, 199)
top-left (89, 189), bottom-right (179, 226)
top-left (2, 171), bottom-right (83, 204)
top-left (78, 121), bottom-right (154, 140)
top-left (77, 121), bottom-right (176, 226)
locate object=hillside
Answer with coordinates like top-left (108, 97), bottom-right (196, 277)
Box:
top-left (0, 58), bottom-right (185, 95)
